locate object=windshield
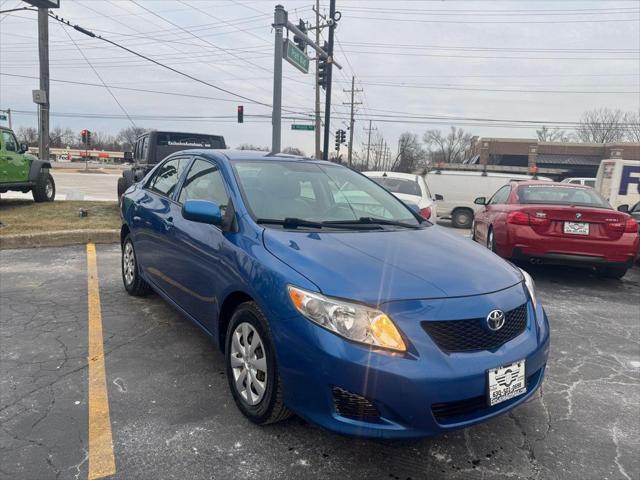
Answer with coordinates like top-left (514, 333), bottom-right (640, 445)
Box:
top-left (516, 185), bottom-right (610, 208)
top-left (232, 160), bottom-right (420, 226)
top-left (369, 176), bottom-right (421, 197)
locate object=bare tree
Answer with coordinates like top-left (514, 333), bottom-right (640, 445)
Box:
top-left (391, 132), bottom-right (425, 173)
top-left (237, 143), bottom-right (269, 151)
top-left (536, 126), bottom-right (575, 143)
top-left (423, 126), bottom-right (473, 164)
top-left (15, 127), bottom-right (38, 146)
top-left (282, 146), bottom-right (305, 156)
top-left (117, 126), bottom-right (146, 150)
top-left (576, 108), bottom-right (629, 143)
top-left (626, 111), bottom-right (640, 143)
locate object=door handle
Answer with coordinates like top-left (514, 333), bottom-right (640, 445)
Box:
top-left (163, 216), bottom-right (174, 230)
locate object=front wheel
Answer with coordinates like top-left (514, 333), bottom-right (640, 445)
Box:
top-left (595, 266), bottom-right (627, 279)
top-left (32, 172), bottom-right (55, 202)
top-left (487, 228), bottom-right (497, 253)
top-left (225, 302), bottom-right (291, 425)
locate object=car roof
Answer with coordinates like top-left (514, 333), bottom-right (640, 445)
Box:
top-left (427, 170), bottom-right (542, 179)
top-left (184, 149), bottom-right (333, 165)
top-left (514, 180), bottom-right (591, 189)
top-left (363, 171), bottom-right (418, 180)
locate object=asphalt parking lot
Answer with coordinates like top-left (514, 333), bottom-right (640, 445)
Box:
top-left (1, 244), bottom-right (638, 480)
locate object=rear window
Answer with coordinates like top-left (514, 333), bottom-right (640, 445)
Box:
top-left (370, 177), bottom-right (421, 196)
top-left (516, 185), bottom-right (610, 208)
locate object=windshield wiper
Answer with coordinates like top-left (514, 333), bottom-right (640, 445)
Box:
top-left (256, 217), bottom-right (382, 230)
top-left (323, 217), bottom-right (422, 229)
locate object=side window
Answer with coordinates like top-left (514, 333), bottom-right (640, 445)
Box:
top-left (585, 180), bottom-right (596, 188)
top-left (489, 185), bottom-right (511, 205)
top-left (148, 157), bottom-right (186, 197)
top-left (134, 139), bottom-right (141, 159)
top-left (178, 158), bottom-right (229, 210)
top-left (141, 136), bottom-right (149, 160)
top-left (2, 131), bottom-right (18, 152)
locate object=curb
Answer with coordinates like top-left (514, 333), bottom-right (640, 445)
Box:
top-left (0, 229), bottom-right (119, 250)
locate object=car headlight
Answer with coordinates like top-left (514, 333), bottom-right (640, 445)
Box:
top-left (287, 285), bottom-right (406, 352)
top-left (520, 268), bottom-right (537, 305)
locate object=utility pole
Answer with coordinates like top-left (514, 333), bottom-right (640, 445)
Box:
top-left (38, 7), bottom-right (50, 163)
top-left (322, 0), bottom-right (336, 160)
top-left (364, 119), bottom-right (376, 170)
top-left (343, 76), bottom-right (362, 167)
top-left (314, 0), bottom-right (321, 159)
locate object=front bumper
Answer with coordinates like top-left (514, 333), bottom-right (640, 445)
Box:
top-left (272, 285), bottom-right (550, 439)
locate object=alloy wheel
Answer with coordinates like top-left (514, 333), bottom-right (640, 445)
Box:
top-left (45, 179), bottom-right (54, 199)
top-left (230, 322), bottom-right (268, 406)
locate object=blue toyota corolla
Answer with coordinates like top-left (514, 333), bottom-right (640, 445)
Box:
top-left (120, 150), bottom-right (550, 439)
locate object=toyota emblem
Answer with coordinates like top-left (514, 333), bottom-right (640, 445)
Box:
top-left (486, 310), bottom-right (506, 331)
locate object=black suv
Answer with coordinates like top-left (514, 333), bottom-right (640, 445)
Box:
top-left (117, 130), bottom-right (226, 197)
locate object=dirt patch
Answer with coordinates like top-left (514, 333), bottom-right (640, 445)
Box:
top-left (0, 199), bottom-right (120, 235)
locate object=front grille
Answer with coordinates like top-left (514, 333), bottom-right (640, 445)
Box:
top-left (421, 304), bottom-right (528, 353)
top-left (431, 368), bottom-right (541, 424)
top-left (332, 387), bottom-right (380, 420)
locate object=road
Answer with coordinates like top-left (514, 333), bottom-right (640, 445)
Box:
top-left (1, 245), bottom-right (638, 480)
top-left (2, 170), bottom-right (119, 202)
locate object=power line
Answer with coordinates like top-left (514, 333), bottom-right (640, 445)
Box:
top-left (346, 14), bottom-right (640, 24)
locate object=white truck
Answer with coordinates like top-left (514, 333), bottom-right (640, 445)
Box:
top-left (595, 159), bottom-right (640, 210)
top-left (424, 170), bottom-right (552, 228)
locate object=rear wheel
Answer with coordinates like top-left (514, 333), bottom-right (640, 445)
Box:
top-left (451, 208), bottom-right (473, 229)
top-left (595, 266), bottom-right (627, 279)
top-left (32, 172), bottom-right (55, 202)
top-left (122, 235), bottom-right (151, 296)
top-left (225, 302), bottom-right (291, 425)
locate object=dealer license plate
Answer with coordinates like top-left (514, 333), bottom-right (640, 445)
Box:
top-left (564, 222), bottom-right (589, 235)
top-left (487, 360), bottom-right (526, 407)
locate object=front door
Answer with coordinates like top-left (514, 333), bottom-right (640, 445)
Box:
top-left (1, 130), bottom-right (28, 182)
top-left (169, 157), bottom-right (234, 330)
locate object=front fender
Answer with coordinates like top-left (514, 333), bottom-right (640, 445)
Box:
top-left (28, 159), bottom-right (52, 182)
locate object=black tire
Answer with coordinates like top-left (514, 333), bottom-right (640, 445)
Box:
top-left (471, 221), bottom-right (477, 242)
top-left (117, 177), bottom-right (127, 198)
top-left (487, 227), bottom-right (497, 253)
top-left (225, 302), bottom-right (292, 425)
top-left (595, 266), bottom-right (628, 279)
top-left (32, 172), bottom-right (55, 202)
top-left (451, 208), bottom-right (473, 229)
top-left (121, 235), bottom-right (151, 296)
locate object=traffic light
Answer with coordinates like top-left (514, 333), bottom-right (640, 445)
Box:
top-left (318, 42), bottom-right (329, 90)
top-left (86, 130), bottom-right (91, 146)
top-left (334, 130), bottom-right (340, 151)
top-left (340, 129), bottom-right (346, 144)
top-left (293, 19), bottom-right (307, 52)
top-left (80, 129), bottom-right (87, 143)
top-left (237, 105), bottom-right (244, 123)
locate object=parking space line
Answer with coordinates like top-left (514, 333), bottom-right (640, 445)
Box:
top-left (86, 243), bottom-right (116, 479)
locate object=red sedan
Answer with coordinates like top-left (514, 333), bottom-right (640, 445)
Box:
top-left (472, 181), bottom-right (639, 278)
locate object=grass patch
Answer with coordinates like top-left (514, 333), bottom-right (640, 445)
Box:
top-left (0, 199), bottom-right (120, 235)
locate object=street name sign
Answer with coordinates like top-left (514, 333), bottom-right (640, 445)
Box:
top-left (283, 39), bottom-right (309, 74)
top-left (291, 124), bottom-right (314, 131)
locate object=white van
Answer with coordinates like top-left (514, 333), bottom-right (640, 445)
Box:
top-left (424, 170), bottom-right (552, 228)
top-left (595, 159), bottom-right (640, 210)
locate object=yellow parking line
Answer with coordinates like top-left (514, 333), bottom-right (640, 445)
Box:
top-left (86, 243), bottom-right (116, 479)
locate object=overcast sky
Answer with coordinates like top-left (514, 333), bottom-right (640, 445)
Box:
top-left (1, 0), bottom-right (639, 155)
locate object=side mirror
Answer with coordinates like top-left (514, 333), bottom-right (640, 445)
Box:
top-left (182, 200), bottom-right (222, 225)
top-left (434, 194), bottom-right (444, 201)
top-left (617, 204), bottom-right (629, 213)
top-left (19, 143), bottom-right (28, 154)
top-left (474, 197), bottom-right (487, 205)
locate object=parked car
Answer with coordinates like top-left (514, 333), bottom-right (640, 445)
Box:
top-left (363, 171), bottom-right (439, 221)
top-left (0, 126), bottom-right (55, 202)
top-left (117, 130), bottom-right (226, 197)
top-left (472, 181), bottom-right (639, 278)
top-left (561, 177), bottom-right (596, 188)
top-left (120, 150), bottom-right (549, 439)
top-left (595, 158), bottom-right (640, 210)
top-left (425, 169), bottom-right (552, 228)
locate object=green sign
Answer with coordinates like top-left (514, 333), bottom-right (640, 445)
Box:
top-left (291, 124), bottom-right (314, 131)
top-left (0, 114), bottom-right (6, 121)
top-left (283, 39), bottom-right (309, 74)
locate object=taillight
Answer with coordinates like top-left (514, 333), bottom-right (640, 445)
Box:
top-left (419, 207), bottom-right (432, 220)
top-left (605, 217), bottom-right (637, 234)
top-left (625, 217), bottom-right (638, 233)
top-left (507, 211), bottom-right (531, 225)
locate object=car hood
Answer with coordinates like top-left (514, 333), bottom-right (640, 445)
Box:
top-left (263, 225), bottom-right (522, 304)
